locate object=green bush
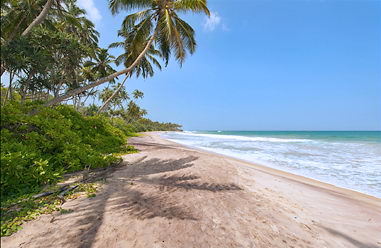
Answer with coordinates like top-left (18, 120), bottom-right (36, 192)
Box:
top-left (0, 102), bottom-right (136, 197)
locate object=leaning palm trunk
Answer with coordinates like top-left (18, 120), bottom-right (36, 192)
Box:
top-left (0, 64), bottom-right (6, 82)
top-left (97, 74), bottom-right (129, 114)
top-left (44, 28), bottom-right (158, 107)
top-left (21, 0), bottom-right (54, 36)
top-left (1, 0), bottom-right (54, 77)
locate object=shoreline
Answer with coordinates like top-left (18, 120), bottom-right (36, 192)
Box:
top-left (156, 131), bottom-right (381, 205)
top-left (2, 132), bottom-right (380, 247)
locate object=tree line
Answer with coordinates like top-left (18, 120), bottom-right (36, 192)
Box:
top-left (1, 0), bottom-right (209, 121)
top-left (0, 0), bottom-right (208, 207)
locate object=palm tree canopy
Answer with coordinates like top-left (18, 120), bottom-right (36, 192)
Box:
top-left (42, 0), bottom-right (210, 107)
top-left (109, 0), bottom-right (210, 65)
top-left (84, 48), bottom-right (116, 80)
top-left (109, 28), bottom-right (163, 79)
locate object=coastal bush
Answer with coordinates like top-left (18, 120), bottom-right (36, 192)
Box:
top-left (0, 102), bottom-right (136, 197)
top-left (122, 118), bottom-right (182, 132)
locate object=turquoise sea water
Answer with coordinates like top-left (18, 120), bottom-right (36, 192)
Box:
top-left (160, 131), bottom-right (381, 198)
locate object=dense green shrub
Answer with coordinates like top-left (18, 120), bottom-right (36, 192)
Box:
top-left (122, 118), bottom-right (182, 132)
top-left (0, 102), bottom-right (136, 197)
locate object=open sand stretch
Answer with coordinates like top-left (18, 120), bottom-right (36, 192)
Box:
top-left (2, 132), bottom-right (381, 248)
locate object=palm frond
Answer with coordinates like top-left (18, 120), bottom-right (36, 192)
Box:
top-left (173, 0), bottom-right (210, 16)
top-left (109, 41), bottom-right (124, 49)
top-left (174, 16), bottom-right (196, 54)
top-left (122, 9), bottom-right (153, 31)
top-left (109, 0), bottom-right (151, 15)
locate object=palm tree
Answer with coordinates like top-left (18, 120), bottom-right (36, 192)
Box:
top-left (1, 0), bottom-right (96, 76)
top-left (58, 1), bottom-right (100, 50)
top-left (84, 49), bottom-right (116, 79)
top-left (97, 76), bottom-right (129, 114)
top-left (132, 89), bottom-right (144, 99)
top-left (43, 0), bottom-right (210, 107)
top-left (97, 27), bottom-right (163, 114)
top-left (1, 0), bottom-right (51, 43)
top-left (21, 0), bottom-right (54, 37)
top-left (1, 0), bottom-right (54, 76)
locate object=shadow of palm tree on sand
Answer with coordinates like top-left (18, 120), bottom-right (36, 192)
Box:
top-left (33, 155), bottom-right (242, 248)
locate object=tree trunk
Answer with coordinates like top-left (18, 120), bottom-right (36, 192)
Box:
top-left (97, 75), bottom-right (128, 114)
top-left (0, 16), bottom-right (25, 76)
top-left (0, 0), bottom-right (54, 77)
top-left (4, 72), bottom-right (14, 104)
top-left (44, 28), bottom-right (158, 107)
top-left (21, 70), bottom-right (35, 102)
top-left (1, 63), bottom-right (6, 77)
top-left (21, 0), bottom-right (54, 36)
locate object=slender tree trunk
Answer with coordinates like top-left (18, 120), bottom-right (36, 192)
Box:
top-left (21, 0), bottom-right (54, 36)
top-left (77, 95), bottom-right (83, 110)
top-left (21, 89), bottom-right (27, 102)
top-left (97, 75), bottom-right (128, 114)
top-left (81, 85), bottom-right (99, 106)
top-left (44, 28), bottom-right (158, 107)
top-left (1, 63), bottom-right (6, 77)
top-left (21, 70), bottom-right (35, 102)
top-left (1, 0), bottom-right (54, 77)
top-left (5, 72), bottom-right (14, 103)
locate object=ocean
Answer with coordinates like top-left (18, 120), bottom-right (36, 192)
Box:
top-left (160, 131), bottom-right (381, 198)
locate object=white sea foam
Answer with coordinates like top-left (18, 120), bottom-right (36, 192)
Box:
top-left (179, 132), bottom-right (312, 143)
top-left (161, 131), bottom-right (381, 198)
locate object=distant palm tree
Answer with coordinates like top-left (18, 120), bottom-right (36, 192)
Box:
top-left (59, 1), bottom-right (100, 50)
top-left (97, 29), bottom-right (163, 114)
top-left (111, 27), bottom-right (163, 79)
top-left (97, 76), bottom-right (129, 114)
top-left (84, 49), bottom-right (116, 80)
top-left (44, 0), bottom-right (210, 107)
top-left (132, 89), bottom-right (144, 99)
top-left (73, 48), bottom-right (116, 107)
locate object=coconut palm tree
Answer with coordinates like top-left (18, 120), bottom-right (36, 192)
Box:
top-left (1, 0), bottom-right (51, 43)
top-left (132, 89), bottom-right (144, 99)
top-left (58, 1), bottom-right (100, 50)
top-left (97, 75), bottom-right (128, 114)
top-left (43, 0), bottom-right (210, 107)
top-left (84, 49), bottom-right (116, 80)
top-left (1, 0), bottom-right (54, 76)
top-left (1, 0), bottom-right (97, 76)
top-left (21, 0), bottom-right (54, 37)
top-left (97, 27), bottom-right (163, 114)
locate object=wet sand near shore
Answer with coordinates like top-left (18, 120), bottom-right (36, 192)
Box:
top-left (2, 132), bottom-right (381, 248)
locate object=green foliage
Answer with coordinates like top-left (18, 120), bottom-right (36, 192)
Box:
top-left (77, 183), bottom-right (98, 198)
top-left (0, 102), bottom-right (135, 197)
top-left (1, 0), bottom-right (198, 237)
top-left (0, 181), bottom-right (101, 236)
top-left (0, 195), bottom-right (62, 236)
top-left (125, 118), bottom-right (182, 132)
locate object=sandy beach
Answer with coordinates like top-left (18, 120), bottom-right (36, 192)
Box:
top-left (2, 132), bottom-right (380, 248)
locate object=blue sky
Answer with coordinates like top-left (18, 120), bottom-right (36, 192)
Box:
top-left (83, 0), bottom-right (380, 130)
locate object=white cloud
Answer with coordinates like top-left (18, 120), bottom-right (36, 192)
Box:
top-left (77, 0), bottom-right (102, 23)
top-left (222, 23), bottom-right (230, 32)
top-left (203, 11), bottom-right (221, 32)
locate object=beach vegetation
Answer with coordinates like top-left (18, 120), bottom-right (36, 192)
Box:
top-left (0, 0), bottom-right (206, 236)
